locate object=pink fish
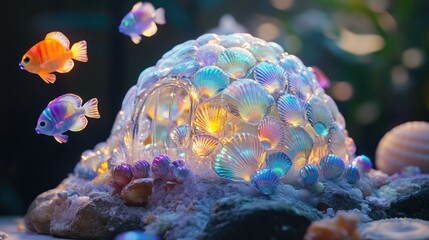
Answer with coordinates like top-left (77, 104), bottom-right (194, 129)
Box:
top-left (35, 93), bottom-right (100, 143)
top-left (119, 2), bottom-right (166, 44)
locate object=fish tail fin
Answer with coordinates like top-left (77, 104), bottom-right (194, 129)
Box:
top-left (154, 7), bottom-right (166, 25)
top-left (83, 98), bottom-right (100, 119)
top-left (71, 40), bottom-right (88, 62)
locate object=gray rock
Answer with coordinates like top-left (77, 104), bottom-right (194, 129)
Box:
top-left (202, 196), bottom-right (319, 240)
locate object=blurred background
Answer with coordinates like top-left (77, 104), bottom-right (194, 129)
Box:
top-left (1, 0), bottom-right (428, 215)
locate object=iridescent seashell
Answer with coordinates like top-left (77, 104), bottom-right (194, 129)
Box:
top-left (221, 79), bottom-right (275, 124)
top-left (131, 160), bottom-right (150, 179)
top-left (288, 72), bottom-right (313, 101)
top-left (306, 95), bottom-right (333, 137)
top-left (191, 134), bottom-right (219, 157)
top-left (253, 62), bottom-right (287, 97)
top-left (195, 33), bottom-right (221, 46)
top-left (191, 66), bottom-right (230, 100)
top-left (170, 60), bottom-right (200, 78)
top-left (284, 125), bottom-right (313, 169)
top-left (265, 151), bottom-right (293, 178)
top-left (195, 43), bottom-right (225, 66)
top-left (328, 123), bottom-right (348, 160)
top-left (216, 47), bottom-right (256, 79)
top-left (322, 94), bottom-right (346, 129)
top-left (257, 116), bottom-right (285, 150)
top-left (214, 133), bottom-right (266, 181)
top-left (245, 43), bottom-right (277, 63)
top-left (352, 155), bottom-right (372, 175)
top-left (299, 164), bottom-right (319, 185)
top-left (279, 54), bottom-right (306, 73)
top-left (111, 163), bottom-right (134, 187)
top-left (137, 66), bottom-right (159, 94)
top-left (172, 165), bottom-right (190, 182)
top-left (170, 124), bottom-right (190, 147)
top-left (250, 168), bottom-right (279, 195)
top-left (267, 41), bottom-right (284, 54)
top-left (277, 93), bottom-right (306, 127)
top-left (151, 154), bottom-right (171, 179)
top-left (319, 154), bottom-right (345, 180)
top-left (219, 33), bottom-right (251, 48)
top-left (375, 121), bottom-right (429, 174)
top-left (343, 165), bottom-right (360, 184)
top-left (194, 101), bottom-right (227, 134)
top-left (359, 218), bottom-right (429, 240)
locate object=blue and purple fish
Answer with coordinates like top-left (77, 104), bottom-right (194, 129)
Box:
top-left (36, 93), bottom-right (100, 143)
top-left (119, 1), bottom-right (166, 44)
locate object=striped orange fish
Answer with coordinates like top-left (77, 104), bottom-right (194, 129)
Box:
top-left (19, 31), bottom-right (88, 84)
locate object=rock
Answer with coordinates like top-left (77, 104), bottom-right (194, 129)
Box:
top-left (202, 196), bottom-right (319, 240)
top-left (316, 181), bottom-right (363, 212)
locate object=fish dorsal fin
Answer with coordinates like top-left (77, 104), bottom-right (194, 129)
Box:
top-left (56, 93), bottom-right (83, 106)
top-left (70, 115), bottom-right (88, 132)
top-left (57, 59), bottom-right (74, 73)
top-left (45, 31), bottom-right (70, 49)
top-left (142, 22), bottom-right (158, 37)
top-left (132, 1), bottom-right (143, 11)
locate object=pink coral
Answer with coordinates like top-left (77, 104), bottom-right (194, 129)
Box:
top-left (304, 211), bottom-right (361, 240)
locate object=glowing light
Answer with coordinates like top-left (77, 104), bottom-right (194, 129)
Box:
top-left (378, 12), bottom-right (397, 32)
top-left (330, 81), bottom-right (353, 101)
top-left (391, 65), bottom-right (409, 88)
top-left (337, 28), bottom-right (385, 55)
top-left (355, 102), bottom-right (380, 125)
top-left (402, 48), bottom-right (424, 69)
top-left (98, 161), bottom-right (109, 174)
top-left (256, 22), bottom-right (280, 41)
top-left (270, 0), bottom-right (294, 10)
top-left (366, 0), bottom-right (390, 12)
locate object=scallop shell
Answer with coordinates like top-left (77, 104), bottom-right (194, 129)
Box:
top-left (257, 116), bottom-right (286, 150)
top-left (279, 54), bottom-right (306, 73)
top-left (195, 43), bottom-right (225, 66)
top-left (306, 95), bottom-right (334, 137)
top-left (322, 94), bottom-right (346, 129)
top-left (352, 155), bottom-right (373, 175)
top-left (375, 121), bottom-right (429, 174)
top-left (131, 160), bottom-right (150, 179)
top-left (253, 62), bottom-right (287, 97)
top-left (111, 163), bottom-right (134, 187)
top-left (151, 154), bottom-right (171, 179)
top-left (191, 134), bottom-right (220, 157)
top-left (267, 41), bottom-right (284, 54)
top-left (216, 47), bottom-right (256, 79)
top-left (250, 168), bottom-right (279, 195)
top-left (170, 59), bottom-right (200, 78)
top-left (288, 72), bottom-right (313, 101)
top-left (214, 133), bottom-right (266, 181)
top-left (265, 151), bottom-right (293, 178)
top-left (195, 33), bottom-right (221, 46)
top-left (277, 93), bottom-right (306, 127)
top-left (319, 154), bottom-right (345, 180)
top-left (358, 218), bottom-right (429, 240)
top-left (194, 101), bottom-right (227, 134)
top-left (284, 125), bottom-right (314, 169)
top-left (245, 43), bottom-right (277, 63)
top-left (191, 66), bottom-right (230, 100)
top-left (221, 78), bottom-right (275, 124)
top-left (299, 164), bottom-right (319, 185)
top-left (343, 165), bottom-right (360, 184)
top-left (170, 124), bottom-right (190, 147)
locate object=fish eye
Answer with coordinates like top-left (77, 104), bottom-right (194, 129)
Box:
top-left (23, 56), bottom-right (30, 63)
top-left (39, 121), bottom-right (46, 128)
top-left (124, 21), bottom-right (129, 27)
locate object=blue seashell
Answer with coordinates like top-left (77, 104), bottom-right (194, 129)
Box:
top-left (267, 41), bottom-right (284, 54)
top-left (277, 93), bottom-right (306, 127)
top-left (170, 60), bottom-right (200, 78)
top-left (288, 72), bottom-right (313, 101)
top-left (195, 33), bottom-right (221, 46)
top-left (279, 54), bottom-right (306, 73)
top-left (246, 43), bottom-right (278, 63)
top-left (172, 165), bottom-right (190, 182)
top-left (74, 162), bottom-right (97, 180)
top-left (253, 62), bottom-right (287, 97)
top-left (257, 116), bottom-right (285, 150)
top-left (170, 124), bottom-right (190, 147)
top-left (216, 47), bottom-right (256, 79)
top-left (353, 155), bottom-right (373, 174)
top-left (299, 164), bottom-right (319, 185)
top-left (214, 133), bottom-right (266, 181)
top-left (114, 230), bottom-right (161, 240)
top-left (172, 159), bottom-right (185, 168)
top-left (284, 125), bottom-right (313, 169)
top-left (151, 154), bottom-right (171, 179)
top-left (131, 160), bottom-right (151, 179)
top-left (343, 165), bottom-right (360, 184)
top-left (265, 151), bottom-right (293, 178)
top-left (195, 43), bottom-right (225, 66)
top-left (221, 79), bottom-right (275, 124)
top-left (191, 66), bottom-right (230, 100)
top-left (250, 168), bottom-right (279, 195)
top-left (319, 154), bottom-right (345, 180)
top-left (306, 95), bottom-right (334, 137)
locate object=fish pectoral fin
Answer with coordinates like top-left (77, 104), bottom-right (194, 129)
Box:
top-left (54, 134), bottom-right (68, 143)
top-left (142, 22), bottom-right (158, 37)
top-left (40, 73), bottom-right (56, 84)
top-left (70, 115), bottom-right (88, 132)
top-left (154, 8), bottom-right (166, 25)
top-left (131, 34), bottom-right (142, 44)
top-left (40, 58), bottom-right (60, 70)
top-left (57, 59), bottom-right (74, 73)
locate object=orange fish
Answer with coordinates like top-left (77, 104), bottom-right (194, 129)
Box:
top-left (19, 31), bottom-right (88, 84)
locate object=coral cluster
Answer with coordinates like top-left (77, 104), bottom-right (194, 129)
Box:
top-left (73, 33), bottom-right (372, 196)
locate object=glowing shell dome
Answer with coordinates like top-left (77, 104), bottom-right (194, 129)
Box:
top-left (75, 33), bottom-right (361, 189)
